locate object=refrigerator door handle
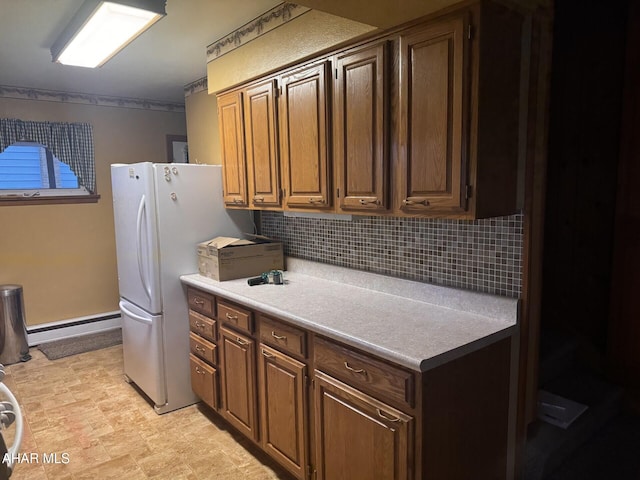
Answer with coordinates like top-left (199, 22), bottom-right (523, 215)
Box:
top-left (135, 194), bottom-right (152, 301)
top-left (119, 301), bottom-right (153, 325)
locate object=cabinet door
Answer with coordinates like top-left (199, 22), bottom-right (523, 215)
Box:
top-left (397, 14), bottom-right (468, 213)
top-left (244, 79), bottom-right (281, 208)
top-left (279, 61), bottom-right (331, 209)
top-left (314, 371), bottom-right (413, 480)
top-left (219, 326), bottom-right (258, 441)
top-left (190, 354), bottom-right (218, 410)
top-left (258, 344), bottom-right (308, 479)
top-left (217, 90), bottom-right (248, 207)
top-left (334, 42), bottom-right (389, 213)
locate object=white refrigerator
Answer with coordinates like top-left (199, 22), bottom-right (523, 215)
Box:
top-left (111, 163), bottom-right (253, 414)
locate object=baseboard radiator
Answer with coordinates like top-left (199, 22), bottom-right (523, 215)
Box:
top-left (27, 312), bottom-right (122, 346)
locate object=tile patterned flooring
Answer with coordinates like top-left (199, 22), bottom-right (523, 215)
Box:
top-left (2, 346), bottom-right (290, 480)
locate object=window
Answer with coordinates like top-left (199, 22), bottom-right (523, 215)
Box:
top-left (0, 142), bottom-right (90, 196)
top-left (0, 119), bottom-right (98, 204)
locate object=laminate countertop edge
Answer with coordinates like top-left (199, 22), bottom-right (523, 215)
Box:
top-left (180, 269), bottom-right (518, 372)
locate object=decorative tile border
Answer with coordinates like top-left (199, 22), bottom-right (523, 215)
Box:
top-left (261, 212), bottom-right (524, 298)
top-left (0, 85), bottom-right (185, 112)
top-left (206, 2), bottom-right (310, 62)
top-left (184, 77), bottom-right (208, 97)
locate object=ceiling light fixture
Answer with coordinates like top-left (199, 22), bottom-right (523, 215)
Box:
top-left (51, 0), bottom-right (167, 68)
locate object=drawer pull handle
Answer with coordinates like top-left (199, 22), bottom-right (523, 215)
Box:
top-left (195, 345), bottom-right (205, 353)
top-left (344, 362), bottom-right (367, 375)
top-left (262, 349), bottom-right (275, 359)
top-left (359, 198), bottom-right (379, 205)
top-left (195, 366), bottom-right (205, 375)
top-left (377, 408), bottom-right (401, 423)
top-left (195, 321), bottom-right (205, 329)
top-left (308, 197), bottom-right (325, 204)
top-left (402, 198), bottom-right (429, 207)
top-left (193, 297), bottom-right (205, 305)
top-left (232, 198), bottom-right (244, 204)
top-left (253, 196), bottom-right (265, 202)
top-left (225, 313), bottom-right (238, 322)
top-left (271, 331), bottom-right (287, 341)
top-left (235, 337), bottom-right (249, 346)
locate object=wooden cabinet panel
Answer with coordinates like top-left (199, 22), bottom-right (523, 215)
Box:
top-left (397, 14), bottom-right (468, 214)
top-left (218, 300), bottom-right (253, 334)
top-left (334, 42), bottom-right (389, 213)
top-left (190, 354), bottom-right (218, 410)
top-left (187, 288), bottom-right (215, 318)
top-left (188, 310), bottom-right (217, 343)
top-left (218, 90), bottom-right (248, 207)
top-left (189, 331), bottom-right (217, 365)
top-left (314, 371), bottom-right (413, 480)
top-left (244, 79), bottom-right (281, 207)
top-left (314, 337), bottom-right (414, 409)
top-left (219, 326), bottom-right (258, 441)
top-left (258, 314), bottom-right (307, 359)
top-left (258, 344), bottom-right (308, 479)
top-left (279, 61), bottom-right (331, 209)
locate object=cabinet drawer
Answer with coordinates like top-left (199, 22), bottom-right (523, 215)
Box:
top-left (189, 331), bottom-right (217, 365)
top-left (187, 288), bottom-right (215, 317)
top-left (314, 337), bottom-right (415, 409)
top-left (189, 310), bottom-right (217, 342)
top-left (258, 314), bottom-right (307, 358)
top-left (190, 354), bottom-right (218, 410)
top-left (218, 300), bottom-right (253, 334)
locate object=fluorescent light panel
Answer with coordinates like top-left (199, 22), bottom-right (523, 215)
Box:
top-left (52, 1), bottom-right (166, 68)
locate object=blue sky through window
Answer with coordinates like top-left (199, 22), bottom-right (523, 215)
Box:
top-left (0, 142), bottom-right (79, 190)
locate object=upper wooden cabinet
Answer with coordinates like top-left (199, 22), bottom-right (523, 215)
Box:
top-left (218, 90), bottom-right (248, 207)
top-left (333, 41), bottom-right (389, 213)
top-left (395, 4), bottom-right (522, 218)
top-left (244, 79), bottom-right (281, 208)
top-left (279, 61), bottom-right (332, 210)
top-left (215, 1), bottom-right (522, 219)
top-left (396, 14), bottom-right (467, 215)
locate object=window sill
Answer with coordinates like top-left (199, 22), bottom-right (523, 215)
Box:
top-left (0, 194), bottom-right (100, 206)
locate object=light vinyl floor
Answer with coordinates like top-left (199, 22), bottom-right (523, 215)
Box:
top-left (2, 346), bottom-right (290, 480)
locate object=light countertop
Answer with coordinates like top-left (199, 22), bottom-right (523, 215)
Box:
top-left (180, 258), bottom-right (519, 372)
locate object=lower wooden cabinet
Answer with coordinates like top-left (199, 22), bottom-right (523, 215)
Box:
top-left (313, 370), bottom-right (413, 480)
top-left (190, 354), bottom-right (218, 410)
top-left (258, 344), bottom-right (308, 479)
top-left (187, 286), bottom-right (513, 480)
top-left (219, 326), bottom-right (259, 441)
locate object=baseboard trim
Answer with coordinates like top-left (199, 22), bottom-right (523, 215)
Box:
top-left (27, 311), bottom-right (122, 346)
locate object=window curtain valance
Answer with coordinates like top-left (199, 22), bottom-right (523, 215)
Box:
top-left (0, 118), bottom-right (96, 193)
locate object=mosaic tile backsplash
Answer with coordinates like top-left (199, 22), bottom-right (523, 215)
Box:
top-left (260, 212), bottom-right (524, 298)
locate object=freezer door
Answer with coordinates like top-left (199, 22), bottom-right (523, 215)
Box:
top-left (119, 299), bottom-right (167, 408)
top-left (111, 163), bottom-right (162, 314)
